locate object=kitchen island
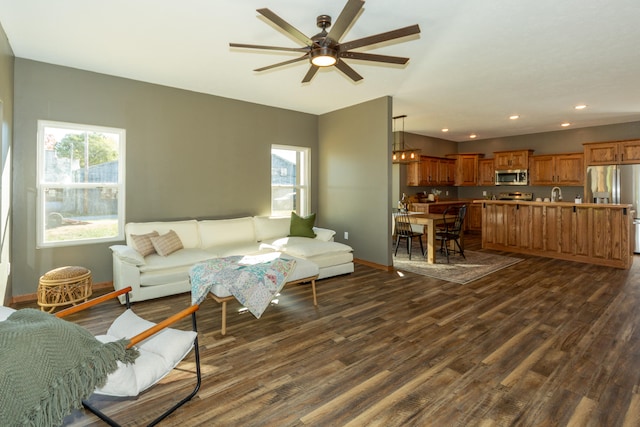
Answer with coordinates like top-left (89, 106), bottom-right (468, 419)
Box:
top-left (411, 200), bottom-right (482, 231)
top-left (478, 200), bottom-right (635, 269)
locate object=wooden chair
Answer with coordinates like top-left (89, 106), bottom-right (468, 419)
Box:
top-left (394, 209), bottom-right (425, 260)
top-left (436, 205), bottom-right (467, 263)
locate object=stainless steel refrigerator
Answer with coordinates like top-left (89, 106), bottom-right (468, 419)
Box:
top-left (585, 164), bottom-right (640, 253)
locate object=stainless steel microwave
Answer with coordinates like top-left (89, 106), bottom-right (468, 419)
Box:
top-left (495, 169), bottom-right (528, 186)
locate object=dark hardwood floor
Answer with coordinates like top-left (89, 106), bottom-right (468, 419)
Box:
top-left (16, 234), bottom-right (640, 426)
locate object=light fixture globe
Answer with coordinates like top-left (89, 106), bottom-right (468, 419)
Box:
top-left (310, 46), bottom-right (338, 67)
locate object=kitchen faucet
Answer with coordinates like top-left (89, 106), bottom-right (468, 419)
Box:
top-left (551, 186), bottom-right (562, 202)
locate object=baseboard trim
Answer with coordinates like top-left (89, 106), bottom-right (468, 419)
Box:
top-left (10, 281), bottom-right (114, 305)
top-left (354, 258), bottom-right (393, 272)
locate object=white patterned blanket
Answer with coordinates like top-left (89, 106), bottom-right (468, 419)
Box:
top-left (189, 254), bottom-right (296, 318)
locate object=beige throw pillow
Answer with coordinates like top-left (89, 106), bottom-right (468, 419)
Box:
top-left (150, 230), bottom-right (184, 256)
top-left (130, 231), bottom-right (159, 257)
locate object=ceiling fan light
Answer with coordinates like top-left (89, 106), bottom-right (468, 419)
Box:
top-left (310, 47), bottom-right (338, 67)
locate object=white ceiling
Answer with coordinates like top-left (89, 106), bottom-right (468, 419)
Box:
top-left (1, 0), bottom-right (639, 141)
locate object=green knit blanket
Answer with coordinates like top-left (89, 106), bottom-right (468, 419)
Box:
top-left (0, 308), bottom-right (139, 427)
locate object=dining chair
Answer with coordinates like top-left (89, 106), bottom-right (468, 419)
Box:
top-left (436, 205), bottom-right (467, 263)
top-left (394, 210), bottom-right (425, 260)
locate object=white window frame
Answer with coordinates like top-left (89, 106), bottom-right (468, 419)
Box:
top-left (36, 120), bottom-right (126, 248)
top-left (271, 144), bottom-right (310, 217)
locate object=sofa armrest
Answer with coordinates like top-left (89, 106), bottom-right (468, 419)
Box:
top-left (110, 247), bottom-right (143, 304)
top-left (110, 245), bottom-right (145, 265)
top-left (312, 227), bottom-right (336, 242)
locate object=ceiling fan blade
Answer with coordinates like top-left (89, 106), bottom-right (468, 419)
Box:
top-left (230, 43), bottom-right (308, 53)
top-left (340, 51), bottom-right (409, 64)
top-left (335, 61), bottom-right (363, 82)
top-left (254, 55), bottom-right (309, 72)
top-left (338, 24), bottom-right (421, 51)
top-left (302, 65), bottom-right (319, 83)
top-left (326, 0), bottom-right (364, 42)
top-left (257, 8), bottom-right (315, 47)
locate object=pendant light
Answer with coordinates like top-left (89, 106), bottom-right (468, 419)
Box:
top-left (392, 115), bottom-right (420, 164)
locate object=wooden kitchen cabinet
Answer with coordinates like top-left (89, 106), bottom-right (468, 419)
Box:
top-left (478, 159), bottom-right (495, 186)
top-left (406, 161), bottom-right (421, 186)
top-left (419, 156), bottom-right (439, 185)
top-left (447, 153), bottom-right (484, 186)
top-left (481, 200), bottom-right (633, 268)
top-left (584, 139), bottom-right (640, 165)
top-left (529, 153), bottom-right (584, 186)
top-left (406, 156), bottom-right (456, 186)
top-left (493, 150), bottom-right (533, 170)
top-left (438, 158), bottom-right (456, 186)
top-left (466, 203), bottom-right (482, 232)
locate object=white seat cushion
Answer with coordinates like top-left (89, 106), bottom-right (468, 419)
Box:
top-left (94, 309), bottom-right (197, 397)
top-left (261, 237), bottom-right (352, 258)
top-left (0, 306), bottom-right (16, 321)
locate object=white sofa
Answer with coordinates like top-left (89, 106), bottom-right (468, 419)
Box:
top-left (110, 216), bottom-right (354, 303)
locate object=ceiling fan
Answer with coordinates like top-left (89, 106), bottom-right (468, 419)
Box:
top-left (229, 0), bottom-right (421, 83)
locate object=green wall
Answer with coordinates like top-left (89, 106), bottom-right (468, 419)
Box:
top-left (12, 59), bottom-right (320, 296)
top-left (319, 97), bottom-right (393, 267)
top-left (0, 22), bottom-right (13, 304)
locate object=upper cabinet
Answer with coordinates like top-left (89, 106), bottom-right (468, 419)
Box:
top-left (494, 150), bottom-right (533, 170)
top-left (406, 161), bottom-right (421, 186)
top-left (447, 153), bottom-right (484, 186)
top-left (529, 153), bottom-right (584, 186)
top-left (584, 140), bottom-right (640, 165)
top-left (478, 159), bottom-right (495, 186)
top-left (438, 158), bottom-right (456, 186)
top-left (406, 156), bottom-right (456, 187)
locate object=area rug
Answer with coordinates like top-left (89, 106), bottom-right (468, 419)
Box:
top-left (393, 250), bottom-right (523, 284)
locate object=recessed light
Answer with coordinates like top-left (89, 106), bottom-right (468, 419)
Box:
top-left (469, 134), bottom-right (477, 139)
top-left (561, 122), bottom-right (571, 127)
top-left (441, 128), bottom-right (449, 132)
top-left (509, 115), bottom-right (520, 120)
top-left (574, 104), bottom-right (587, 110)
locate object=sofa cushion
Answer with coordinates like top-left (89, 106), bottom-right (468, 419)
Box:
top-left (253, 216), bottom-right (290, 241)
top-left (150, 230), bottom-right (183, 256)
top-left (205, 242), bottom-right (264, 258)
top-left (199, 217), bottom-right (256, 248)
top-left (130, 231), bottom-right (159, 256)
top-left (289, 212), bottom-right (316, 238)
top-left (139, 248), bottom-right (213, 273)
top-left (126, 220), bottom-right (200, 249)
top-left (262, 237), bottom-right (352, 258)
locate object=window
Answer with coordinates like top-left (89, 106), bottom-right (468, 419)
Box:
top-left (271, 145), bottom-right (310, 217)
top-left (37, 120), bottom-right (125, 247)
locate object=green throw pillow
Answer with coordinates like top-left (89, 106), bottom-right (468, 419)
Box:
top-left (289, 212), bottom-right (317, 238)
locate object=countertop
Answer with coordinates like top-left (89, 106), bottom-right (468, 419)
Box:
top-left (474, 199), bottom-right (633, 209)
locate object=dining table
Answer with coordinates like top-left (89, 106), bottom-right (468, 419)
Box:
top-left (406, 212), bottom-right (458, 264)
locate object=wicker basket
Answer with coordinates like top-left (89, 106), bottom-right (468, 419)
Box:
top-left (37, 266), bottom-right (93, 313)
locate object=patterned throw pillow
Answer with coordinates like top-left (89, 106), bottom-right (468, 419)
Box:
top-left (289, 212), bottom-right (317, 238)
top-left (130, 231), bottom-right (159, 256)
top-left (150, 230), bottom-right (184, 256)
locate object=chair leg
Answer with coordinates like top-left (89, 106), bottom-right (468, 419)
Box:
top-left (407, 237), bottom-right (412, 260)
top-left (454, 239), bottom-right (466, 259)
top-left (443, 238), bottom-right (450, 263)
top-left (394, 235), bottom-right (401, 256)
top-left (418, 236), bottom-right (425, 257)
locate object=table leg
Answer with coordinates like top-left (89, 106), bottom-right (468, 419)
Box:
top-left (426, 219), bottom-right (436, 264)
